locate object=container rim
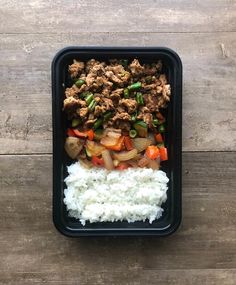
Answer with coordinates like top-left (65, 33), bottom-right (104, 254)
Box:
top-left (52, 46), bottom-right (182, 237)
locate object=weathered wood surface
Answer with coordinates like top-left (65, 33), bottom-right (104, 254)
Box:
top-left (0, 32), bottom-right (235, 154)
top-left (0, 153), bottom-right (235, 285)
top-left (1, 0), bottom-right (236, 284)
top-left (0, 0), bottom-right (235, 33)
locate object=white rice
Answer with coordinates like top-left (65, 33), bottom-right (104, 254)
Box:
top-left (64, 161), bottom-right (169, 225)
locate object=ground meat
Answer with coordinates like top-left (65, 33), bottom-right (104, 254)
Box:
top-left (85, 59), bottom-right (100, 72)
top-left (114, 120), bottom-right (131, 131)
top-left (101, 98), bottom-right (114, 110)
top-left (117, 106), bottom-right (126, 113)
top-left (105, 65), bottom-right (131, 84)
top-left (63, 97), bottom-right (79, 111)
top-left (112, 112), bottom-right (131, 122)
top-left (119, 99), bottom-right (138, 114)
top-left (85, 118), bottom-right (97, 128)
top-left (104, 64), bottom-right (130, 86)
top-left (143, 64), bottom-right (157, 76)
top-left (159, 74), bottom-right (167, 85)
top-left (85, 63), bottom-right (106, 87)
top-left (162, 84), bottom-right (171, 101)
top-left (110, 88), bottom-right (123, 104)
top-left (142, 83), bottom-right (158, 91)
top-left (143, 94), bottom-right (159, 112)
top-left (94, 97), bottom-right (114, 117)
top-left (79, 107), bottom-right (89, 118)
top-left (94, 105), bottom-right (107, 117)
top-left (105, 70), bottom-right (123, 85)
top-left (137, 106), bottom-right (150, 120)
top-left (129, 59), bottom-right (144, 76)
top-left (64, 58), bottom-right (171, 132)
top-left (68, 60), bottom-right (85, 78)
top-left (143, 113), bottom-right (153, 128)
top-left (65, 85), bottom-right (80, 98)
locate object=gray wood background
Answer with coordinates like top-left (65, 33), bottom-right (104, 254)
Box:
top-left (0, 1), bottom-right (235, 284)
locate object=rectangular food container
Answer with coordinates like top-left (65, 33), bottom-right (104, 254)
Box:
top-left (52, 47), bottom-right (182, 237)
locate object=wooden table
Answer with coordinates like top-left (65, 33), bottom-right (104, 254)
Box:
top-left (0, 1), bottom-right (235, 284)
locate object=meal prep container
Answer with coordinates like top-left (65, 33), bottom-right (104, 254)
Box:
top-left (52, 47), bottom-right (182, 237)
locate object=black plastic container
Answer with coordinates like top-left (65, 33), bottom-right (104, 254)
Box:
top-left (52, 47), bottom-right (182, 237)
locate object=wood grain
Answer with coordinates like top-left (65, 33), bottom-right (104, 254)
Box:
top-left (0, 152), bottom-right (235, 284)
top-left (1, 0), bottom-right (236, 284)
top-left (0, 32), bottom-right (235, 154)
top-left (0, 0), bottom-right (235, 33)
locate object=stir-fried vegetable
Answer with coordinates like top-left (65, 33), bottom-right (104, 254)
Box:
top-left (124, 136), bottom-right (133, 151)
top-left (101, 150), bottom-right (114, 170)
top-left (155, 133), bottom-right (163, 143)
top-left (145, 145), bottom-right (160, 160)
top-left (159, 147), bottom-right (168, 161)
top-left (124, 88), bottom-right (129, 98)
top-left (71, 118), bottom-right (81, 128)
top-left (80, 91), bottom-right (92, 99)
top-left (94, 129), bottom-right (104, 140)
top-left (158, 124), bottom-right (165, 133)
top-left (75, 79), bottom-right (85, 87)
top-left (113, 149), bottom-right (138, 161)
top-left (132, 138), bottom-right (152, 152)
top-left (156, 112), bottom-right (166, 124)
top-left (103, 111), bottom-right (112, 121)
top-left (133, 121), bottom-right (148, 137)
top-left (85, 93), bottom-right (94, 105)
top-left (138, 156), bottom-right (149, 168)
top-left (105, 129), bottom-right (121, 139)
top-left (146, 157), bottom-right (160, 170)
top-left (93, 118), bottom-right (103, 130)
top-left (129, 129), bottom-right (137, 138)
top-left (120, 59), bottom-right (128, 68)
top-left (101, 136), bottom-right (124, 151)
top-left (86, 129), bottom-right (94, 141)
top-left (88, 99), bottom-right (97, 111)
top-left (65, 137), bottom-right (83, 159)
top-left (67, 128), bottom-right (75, 137)
top-left (136, 92), bottom-right (144, 105)
top-left (73, 129), bottom-right (88, 138)
top-left (92, 156), bottom-right (104, 167)
top-left (86, 140), bottom-right (105, 156)
top-left (152, 118), bottom-right (159, 127)
top-left (80, 158), bottom-right (93, 169)
top-left (116, 162), bottom-right (130, 170)
top-left (128, 82), bottom-right (142, 91)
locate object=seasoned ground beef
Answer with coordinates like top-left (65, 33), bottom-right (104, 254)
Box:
top-left (64, 58), bottom-right (171, 131)
top-left (68, 60), bottom-right (85, 78)
top-left (119, 99), bottom-right (138, 114)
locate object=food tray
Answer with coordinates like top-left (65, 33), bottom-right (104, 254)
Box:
top-left (52, 47), bottom-right (182, 237)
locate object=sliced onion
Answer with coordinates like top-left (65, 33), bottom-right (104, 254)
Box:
top-left (133, 153), bottom-right (142, 161)
top-left (113, 149), bottom-right (138, 161)
top-left (113, 159), bottom-right (120, 167)
top-left (138, 156), bottom-right (149, 168)
top-left (79, 158), bottom-right (93, 169)
top-left (132, 138), bottom-right (152, 152)
top-left (146, 156), bottom-right (160, 170)
top-left (107, 131), bottom-right (121, 139)
top-left (126, 159), bottom-right (139, 168)
top-left (101, 150), bottom-right (114, 170)
top-left (104, 128), bottom-right (121, 136)
top-left (100, 135), bottom-right (119, 147)
top-left (86, 140), bottom-right (105, 156)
